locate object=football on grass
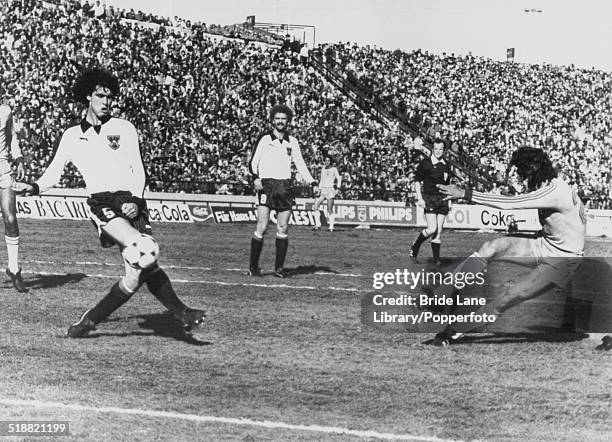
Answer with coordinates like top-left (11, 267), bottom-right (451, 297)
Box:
top-left (122, 234), bottom-right (160, 269)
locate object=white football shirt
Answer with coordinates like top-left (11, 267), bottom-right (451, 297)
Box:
top-left (319, 166), bottom-right (340, 188)
top-left (36, 117), bottom-right (146, 196)
top-left (471, 178), bottom-right (586, 254)
top-left (249, 132), bottom-right (315, 184)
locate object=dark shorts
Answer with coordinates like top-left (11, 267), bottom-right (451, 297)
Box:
top-left (87, 191), bottom-right (152, 248)
top-left (423, 194), bottom-right (450, 215)
top-left (258, 179), bottom-right (294, 212)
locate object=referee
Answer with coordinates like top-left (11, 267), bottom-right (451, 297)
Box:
top-left (248, 105), bottom-right (318, 277)
top-left (410, 141), bottom-right (452, 265)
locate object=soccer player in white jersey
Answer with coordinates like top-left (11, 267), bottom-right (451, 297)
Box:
top-left (13, 69), bottom-right (205, 338)
top-left (424, 146), bottom-right (588, 346)
top-left (0, 91), bottom-right (27, 292)
top-left (248, 104), bottom-right (319, 278)
top-left (312, 156), bottom-right (341, 232)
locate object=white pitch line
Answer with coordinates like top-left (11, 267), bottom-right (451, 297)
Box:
top-left (314, 271), bottom-right (363, 278)
top-left (227, 267), bottom-right (363, 278)
top-left (27, 270), bottom-right (361, 293)
top-left (0, 399), bottom-right (457, 442)
top-left (22, 259), bottom-right (213, 271)
top-left (22, 260), bottom-right (364, 277)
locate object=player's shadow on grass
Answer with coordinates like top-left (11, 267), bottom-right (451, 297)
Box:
top-left (282, 265), bottom-right (339, 276)
top-left (19, 273), bottom-right (88, 290)
top-left (91, 313), bottom-right (211, 346)
top-left (455, 329), bottom-right (587, 345)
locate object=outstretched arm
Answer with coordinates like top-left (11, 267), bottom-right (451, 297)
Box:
top-left (14, 132), bottom-right (70, 195)
top-left (437, 182), bottom-right (563, 210)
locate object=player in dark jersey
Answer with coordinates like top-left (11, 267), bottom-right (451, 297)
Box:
top-left (410, 142), bottom-right (451, 265)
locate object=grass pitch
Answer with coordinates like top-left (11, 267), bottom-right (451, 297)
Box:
top-left (0, 220), bottom-right (610, 441)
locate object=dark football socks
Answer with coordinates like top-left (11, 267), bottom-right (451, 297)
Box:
top-left (431, 241), bottom-right (441, 262)
top-left (145, 268), bottom-right (187, 314)
top-left (88, 282), bottom-right (131, 324)
top-left (275, 235), bottom-right (288, 270)
top-left (250, 235), bottom-right (264, 270)
top-left (411, 230), bottom-right (429, 254)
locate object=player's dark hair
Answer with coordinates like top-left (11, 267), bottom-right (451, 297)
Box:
top-left (509, 146), bottom-right (557, 191)
top-left (72, 68), bottom-right (120, 105)
top-left (269, 104), bottom-right (294, 121)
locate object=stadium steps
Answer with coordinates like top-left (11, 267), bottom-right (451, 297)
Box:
top-left (309, 52), bottom-right (489, 187)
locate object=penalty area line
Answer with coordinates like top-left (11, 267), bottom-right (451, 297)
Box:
top-left (22, 260), bottom-right (363, 277)
top-left (27, 270), bottom-right (360, 293)
top-left (0, 398), bottom-right (457, 442)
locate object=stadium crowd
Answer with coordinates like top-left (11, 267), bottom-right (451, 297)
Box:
top-left (1, 0), bottom-right (419, 201)
top-left (323, 43), bottom-right (612, 207)
top-left (0, 0), bottom-right (610, 207)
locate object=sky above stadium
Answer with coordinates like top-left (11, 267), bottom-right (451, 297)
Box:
top-left (104, 0), bottom-right (612, 71)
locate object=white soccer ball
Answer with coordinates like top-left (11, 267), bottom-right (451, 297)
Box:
top-left (122, 234), bottom-right (160, 269)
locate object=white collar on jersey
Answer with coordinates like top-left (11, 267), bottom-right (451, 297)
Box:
top-left (430, 155), bottom-right (446, 166)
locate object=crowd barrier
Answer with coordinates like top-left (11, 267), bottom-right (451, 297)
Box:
top-left (15, 189), bottom-right (612, 237)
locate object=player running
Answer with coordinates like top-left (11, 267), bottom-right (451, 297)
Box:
top-left (423, 146), bottom-right (589, 346)
top-left (410, 142), bottom-right (451, 265)
top-left (312, 156), bottom-right (341, 231)
top-left (248, 104), bottom-right (319, 278)
top-left (13, 68), bottom-right (205, 338)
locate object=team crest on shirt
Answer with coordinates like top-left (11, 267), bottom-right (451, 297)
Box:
top-left (286, 145), bottom-right (292, 156)
top-left (107, 135), bottom-right (121, 150)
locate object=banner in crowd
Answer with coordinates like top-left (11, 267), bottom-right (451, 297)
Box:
top-left (16, 196), bottom-right (194, 223)
top-left (302, 202), bottom-right (417, 226)
top-left (186, 203), bottom-right (215, 223)
top-left (14, 193), bottom-right (610, 237)
top-left (210, 206), bottom-right (324, 227)
top-left (416, 205), bottom-right (541, 231)
top-left (586, 210), bottom-right (612, 237)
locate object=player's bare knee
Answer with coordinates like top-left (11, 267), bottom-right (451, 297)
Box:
top-left (2, 213), bottom-right (17, 230)
top-left (120, 268), bottom-right (141, 295)
top-left (276, 224), bottom-right (288, 236)
top-left (255, 223), bottom-right (268, 237)
top-left (477, 240), bottom-right (499, 257)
